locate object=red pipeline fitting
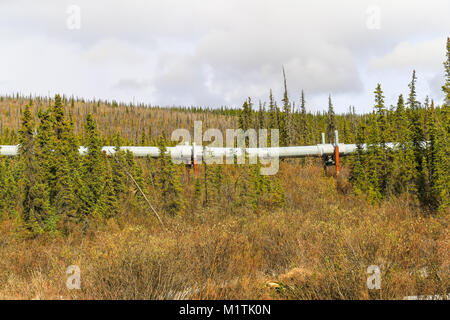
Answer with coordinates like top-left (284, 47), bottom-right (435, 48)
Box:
top-left (334, 145), bottom-right (340, 176)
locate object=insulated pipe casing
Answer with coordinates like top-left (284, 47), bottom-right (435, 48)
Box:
top-left (0, 142), bottom-right (415, 160)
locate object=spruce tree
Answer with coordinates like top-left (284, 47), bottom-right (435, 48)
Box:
top-left (280, 67), bottom-right (291, 146)
top-left (19, 104), bottom-right (36, 219)
top-left (374, 84), bottom-right (388, 146)
top-left (156, 137), bottom-right (184, 216)
top-left (349, 123), bottom-right (367, 195)
top-left (373, 84), bottom-right (392, 196)
top-left (366, 113), bottom-right (382, 202)
top-left (267, 90), bottom-right (278, 147)
top-left (19, 104), bottom-right (54, 235)
top-left (327, 94), bottom-right (336, 143)
top-left (97, 160), bottom-right (119, 218)
top-left (111, 133), bottom-right (127, 197)
top-left (342, 117), bottom-right (352, 143)
top-left (393, 94), bottom-right (415, 195)
top-left (257, 100), bottom-right (265, 130)
top-left (80, 113), bottom-right (107, 219)
top-left (428, 106), bottom-right (449, 211)
top-left (427, 38), bottom-right (450, 211)
top-left (0, 157), bottom-right (19, 220)
top-left (50, 95), bottom-right (81, 227)
top-left (238, 98), bottom-right (253, 133)
top-left (268, 89), bottom-right (277, 130)
top-left (407, 71), bottom-right (427, 204)
top-left (299, 90), bottom-right (307, 145)
top-left (442, 37), bottom-right (450, 106)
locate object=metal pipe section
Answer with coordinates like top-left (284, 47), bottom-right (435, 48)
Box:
top-left (0, 142), bottom-right (401, 160)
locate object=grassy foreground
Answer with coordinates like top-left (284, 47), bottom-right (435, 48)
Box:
top-left (0, 163), bottom-right (448, 299)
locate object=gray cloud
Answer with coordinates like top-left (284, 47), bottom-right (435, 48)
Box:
top-left (1, 0), bottom-right (449, 112)
top-left (112, 78), bottom-right (152, 91)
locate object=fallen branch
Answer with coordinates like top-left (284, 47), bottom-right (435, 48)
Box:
top-left (110, 151), bottom-right (166, 230)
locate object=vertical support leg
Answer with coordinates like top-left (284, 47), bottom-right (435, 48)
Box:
top-left (334, 130), bottom-right (340, 176)
top-left (191, 142), bottom-right (199, 178)
top-left (334, 145), bottom-right (340, 176)
top-left (193, 160), bottom-right (199, 178)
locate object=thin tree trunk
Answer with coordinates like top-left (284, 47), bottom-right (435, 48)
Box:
top-left (111, 153), bottom-right (166, 230)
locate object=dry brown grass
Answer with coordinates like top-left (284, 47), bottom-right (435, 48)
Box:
top-left (0, 163), bottom-right (448, 300)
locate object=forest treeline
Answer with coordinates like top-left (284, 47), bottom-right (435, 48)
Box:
top-left (0, 39), bottom-right (449, 237)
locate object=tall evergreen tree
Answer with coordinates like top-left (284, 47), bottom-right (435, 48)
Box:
top-left (442, 37), bottom-right (450, 106)
top-left (407, 71), bottom-right (427, 204)
top-left (268, 89), bottom-right (277, 130)
top-left (366, 113), bottom-right (382, 202)
top-left (156, 137), bottom-right (184, 216)
top-left (34, 107), bottom-right (60, 232)
top-left (327, 94), bottom-right (336, 143)
top-left (427, 38), bottom-right (450, 211)
top-left (257, 100), bottom-right (265, 130)
top-left (373, 84), bottom-right (393, 196)
top-left (393, 94), bottom-right (415, 195)
top-left (19, 104), bottom-right (54, 235)
top-left (111, 133), bottom-right (127, 197)
top-left (299, 90), bottom-right (308, 145)
top-left (50, 95), bottom-right (81, 227)
top-left (238, 98), bottom-right (253, 132)
top-left (97, 160), bottom-right (119, 218)
top-left (280, 67), bottom-right (291, 146)
top-left (0, 158), bottom-right (18, 220)
top-left (374, 84), bottom-right (388, 146)
top-left (80, 113), bottom-right (109, 219)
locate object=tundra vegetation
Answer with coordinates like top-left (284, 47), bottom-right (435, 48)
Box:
top-left (0, 39), bottom-right (448, 299)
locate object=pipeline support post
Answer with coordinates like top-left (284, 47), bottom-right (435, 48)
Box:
top-left (193, 160), bottom-right (198, 177)
top-left (334, 130), bottom-right (340, 176)
top-left (192, 143), bottom-right (199, 178)
top-left (321, 132), bottom-right (334, 175)
top-left (334, 145), bottom-right (340, 176)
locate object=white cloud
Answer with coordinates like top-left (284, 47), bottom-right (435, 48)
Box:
top-left (112, 78), bottom-right (153, 91)
top-left (81, 38), bottom-right (147, 65)
top-left (369, 38), bottom-right (447, 71)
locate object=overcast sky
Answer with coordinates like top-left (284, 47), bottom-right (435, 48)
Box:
top-left (1, 0), bottom-right (449, 113)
